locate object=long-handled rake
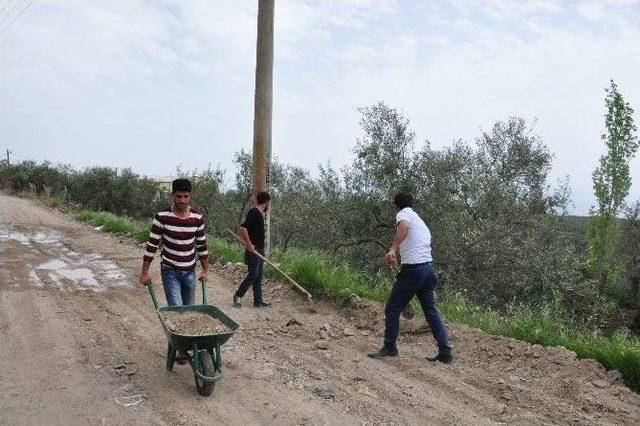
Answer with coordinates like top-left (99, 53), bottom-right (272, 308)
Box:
top-left (225, 229), bottom-right (317, 312)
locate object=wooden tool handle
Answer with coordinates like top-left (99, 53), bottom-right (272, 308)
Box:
top-left (225, 228), bottom-right (313, 301)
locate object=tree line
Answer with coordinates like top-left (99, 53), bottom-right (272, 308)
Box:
top-left (2, 81), bottom-right (638, 333)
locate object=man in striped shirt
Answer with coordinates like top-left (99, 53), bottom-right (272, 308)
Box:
top-left (139, 178), bottom-right (208, 306)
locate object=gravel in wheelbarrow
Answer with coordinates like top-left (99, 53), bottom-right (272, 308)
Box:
top-left (161, 311), bottom-right (232, 336)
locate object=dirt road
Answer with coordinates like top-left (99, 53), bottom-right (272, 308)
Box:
top-left (1, 193), bottom-right (639, 425)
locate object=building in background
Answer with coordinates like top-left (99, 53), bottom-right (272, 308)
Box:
top-left (152, 176), bottom-right (177, 193)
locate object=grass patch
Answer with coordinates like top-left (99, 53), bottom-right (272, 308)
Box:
top-left (268, 249), bottom-right (389, 303)
top-left (207, 237), bottom-right (243, 263)
top-left (74, 210), bottom-right (149, 243)
top-left (204, 243), bottom-right (389, 303)
top-left (440, 292), bottom-right (640, 390)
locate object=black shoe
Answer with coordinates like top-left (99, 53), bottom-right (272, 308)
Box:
top-left (367, 347), bottom-right (399, 359)
top-left (176, 350), bottom-right (189, 365)
top-left (254, 301), bottom-right (271, 308)
top-left (427, 352), bottom-right (453, 364)
top-left (233, 295), bottom-right (241, 308)
top-left (402, 303), bottom-right (415, 319)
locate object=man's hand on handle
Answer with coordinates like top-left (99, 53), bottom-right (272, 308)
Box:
top-left (238, 226), bottom-right (257, 254)
top-left (385, 249), bottom-right (398, 269)
top-left (140, 261), bottom-right (151, 286)
top-left (199, 269), bottom-right (207, 282)
top-left (139, 272), bottom-right (150, 286)
top-left (386, 221), bottom-right (408, 270)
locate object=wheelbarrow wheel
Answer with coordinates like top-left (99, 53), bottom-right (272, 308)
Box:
top-left (195, 350), bottom-right (215, 396)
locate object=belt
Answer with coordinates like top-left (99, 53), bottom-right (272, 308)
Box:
top-left (401, 262), bottom-right (431, 269)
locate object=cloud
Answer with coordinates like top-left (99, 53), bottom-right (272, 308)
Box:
top-left (1, 0), bottom-right (639, 214)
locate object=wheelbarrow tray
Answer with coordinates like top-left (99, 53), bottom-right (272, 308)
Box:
top-left (156, 304), bottom-right (239, 351)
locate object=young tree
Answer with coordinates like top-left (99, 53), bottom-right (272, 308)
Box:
top-left (348, 101), bottom-right (417, 199)
top-left (333, 102), bottom-right (419, 271)
top-left (588, 80), bottom-right (639, 295)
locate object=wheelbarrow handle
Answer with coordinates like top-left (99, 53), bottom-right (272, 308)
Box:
top-left (146, 280), bottom-right (160, 310)
top-left (200, 278), bottom-right (207, 305)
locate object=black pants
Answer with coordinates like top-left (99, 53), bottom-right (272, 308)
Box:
top-left (234, 250), bottom-right (264, 304)
top-left (384, 262), bottom-right (452, 355)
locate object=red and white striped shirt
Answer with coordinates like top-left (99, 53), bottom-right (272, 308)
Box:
top-left (143, 206), bottom-right (208, 270)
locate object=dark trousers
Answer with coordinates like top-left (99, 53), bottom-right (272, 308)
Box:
top-left (384, 262), bottom-right (452, 355)
top-left (234, 250), bottom-right (265, 304)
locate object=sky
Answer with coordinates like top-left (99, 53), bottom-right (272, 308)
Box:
top-left (1, 0), bottom-right (639, 215)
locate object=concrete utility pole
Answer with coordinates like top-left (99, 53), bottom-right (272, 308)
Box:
top-left (252, 0), bottom-right (274, 254)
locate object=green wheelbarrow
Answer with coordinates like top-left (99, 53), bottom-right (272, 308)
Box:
top-left (146, 279), bottom-right (239, 396)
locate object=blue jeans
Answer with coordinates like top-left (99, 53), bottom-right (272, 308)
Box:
top-left (161, 264), bottom-right (196, 306)
top-left (384, 262), bottom-right (452, 355)
top-left (234, 250), bottom-right (265, 305)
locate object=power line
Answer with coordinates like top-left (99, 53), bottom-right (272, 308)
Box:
top-left (0, 0), bottom-right (23, 30)
top-left (0, 0), bottom-right (31, 35)
top-left (0, 0), bottom-right (40, 42)
top-left (10, 151), bottom-right (21, 159)
top-left (1, 149), bottom-right (34, 164)
top-left (0, 0), bottom-right (14, 17)
top-left (0, 0), bottom-right (18, 27)
top-left (0, 1), bottom-right (32, 36)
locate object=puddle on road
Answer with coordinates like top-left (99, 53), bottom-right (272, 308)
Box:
top-left (0, 224), bottom-right (65, 247)
top-left (28, 269), bottom-right (44, 288)
top-left (1, 223), bottom-right (131, 292)
top-left (36, 259), bottom-right (68, 270)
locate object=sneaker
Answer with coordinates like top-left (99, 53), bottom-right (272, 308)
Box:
top-left (367, 346), bottom-right (399, 359)
top-left (176, 350), bottom-right (189, 365)
top-left (426, 352), bottom-right (453, 364)
top-left (402, 303), bottom-right (415, 319)
top-left (233, 295), bottom-right (241, 308)
top-left (254, 300), bottom-right (271, 308)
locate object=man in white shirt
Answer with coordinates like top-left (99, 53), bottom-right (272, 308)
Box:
top-left (368, 193), bottom-right (453, 362)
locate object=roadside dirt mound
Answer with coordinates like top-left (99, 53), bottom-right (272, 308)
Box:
top-left (215, 262), bottom-right (639, 424)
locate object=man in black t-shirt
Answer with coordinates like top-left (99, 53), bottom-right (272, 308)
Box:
top-left (233, 191), bottom-right (271, 308)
